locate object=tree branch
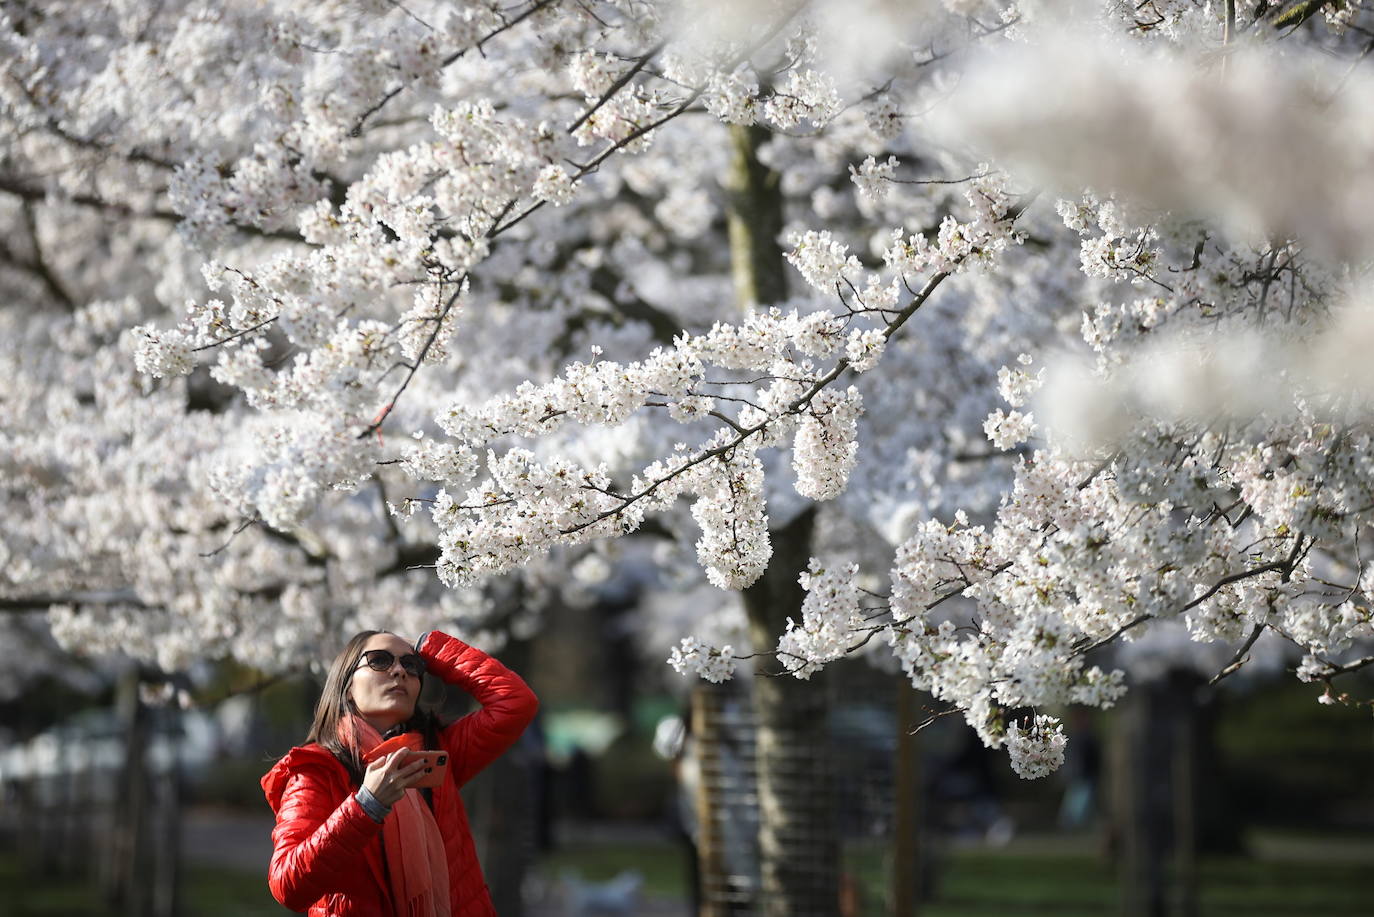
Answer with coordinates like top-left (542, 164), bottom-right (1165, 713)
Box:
top-left (0, 174), bottom-right (306, 243)
top-left (566, 40), bottom-right (666, 136)
top-left (0, 590), bottom-right (150, 613)
top-left (20, 200), bottom-right (76, 309)
top-left (549, 197), bottom-right (1037, 542)
top-left (1208, 622), bottom-right (1266, 686)
top-left (350, 0), bottom-right (561, 137)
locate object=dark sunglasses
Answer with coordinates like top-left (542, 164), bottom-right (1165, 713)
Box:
top-left (354, 649), bottom-right (425, 678)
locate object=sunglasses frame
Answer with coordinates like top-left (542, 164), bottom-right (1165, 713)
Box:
top-left (354, 648), bottom-right (426, 678)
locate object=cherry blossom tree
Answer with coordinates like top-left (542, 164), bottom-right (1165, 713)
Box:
top-left (6, 7), bottom-right (1374, 908)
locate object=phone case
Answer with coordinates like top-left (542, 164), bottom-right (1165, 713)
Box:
top-left (412, 750), bottom-right (449, 788)
top-left (361, 732), bottom-right (422, 765)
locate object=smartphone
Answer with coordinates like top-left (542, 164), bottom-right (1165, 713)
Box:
top-left (409, 749), bottom-right (449, 788)
top-left (362, 733), bottom-right (422, 765)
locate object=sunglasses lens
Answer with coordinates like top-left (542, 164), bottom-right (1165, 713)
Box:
top-left (360, 650), bottom-right (424, 676)
top-left (363, 649), bottom-right (396, 671)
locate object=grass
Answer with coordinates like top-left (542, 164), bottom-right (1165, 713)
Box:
top-left (4, 828), bottom-right (1372, 915)
top-left (180, 866), bottom-right (288, 917)
top-left (535, 837), bottom-right (691, 898)
top-left (0, 856), bottom-right (283, 917)
top-left (0, 854), bottom-right (105, 916)
top-left (842, 832), bottom-right (1374, 917)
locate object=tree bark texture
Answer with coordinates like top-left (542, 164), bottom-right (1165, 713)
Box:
top-left (726, 124), bottom-right (788, 311)
top-left (741, 507), bottom-right (838, 917)
top-left (725, 119), bottom-right (840, 917)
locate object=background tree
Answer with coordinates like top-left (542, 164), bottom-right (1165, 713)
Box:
top-left (4, 12), bottom-right (1374, 917)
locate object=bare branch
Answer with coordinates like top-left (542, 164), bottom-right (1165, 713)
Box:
top-left (0, 590), bottom-right (150, 613)
top-left (199, 517), bottom-right (260, 558)
top-left (0, 174), bottom-right (306, 243)
top-left (357, 271), bottom-right (466, 440)
top-left (907, 704), bottom-right (961, 735)
top-left (20, 200), bottom-right (76, 309)
top-left (1208, 622), bottom-right (1266, 686)
top-left (489, 1), bottom-right (809, 240)
top-left (190, 314), bottom-right (279, 353)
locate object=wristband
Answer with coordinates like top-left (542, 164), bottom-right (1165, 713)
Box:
top-left (355, 785), bottom-right (391, 823)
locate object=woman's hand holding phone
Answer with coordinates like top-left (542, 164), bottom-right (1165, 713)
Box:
top-left (362, 750), bottom-right (432, 805)
top-left (408, 749), bottom-right (449, 788)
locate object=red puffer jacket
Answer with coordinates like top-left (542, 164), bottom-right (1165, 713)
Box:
top-left (261, 632), bottom-right (538, 917)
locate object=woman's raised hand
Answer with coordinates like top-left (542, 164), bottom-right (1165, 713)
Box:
top-left (362, 750), bottom-right (429, 806)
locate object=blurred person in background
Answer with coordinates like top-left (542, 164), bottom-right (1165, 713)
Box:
top-left (261, 630), bottom-right (538, 917)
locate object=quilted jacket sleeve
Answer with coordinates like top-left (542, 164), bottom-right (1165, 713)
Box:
top-left (417, 631), bottom-right (539, 787)
top-left (266, 759), bottom-right (382, 912)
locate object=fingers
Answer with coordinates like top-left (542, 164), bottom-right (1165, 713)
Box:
top-left (393, 751), bottom-right (430, 782)
top-left (363, 750), bottom-right (431, 806)
top-left (383, 751), bottom-right (429, 791)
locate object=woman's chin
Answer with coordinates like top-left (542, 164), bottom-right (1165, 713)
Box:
top-left (363, 701), bottom-right (415, 729)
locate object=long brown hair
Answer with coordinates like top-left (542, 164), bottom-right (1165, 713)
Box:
top-left (305, 630), bottom-right (438, 786)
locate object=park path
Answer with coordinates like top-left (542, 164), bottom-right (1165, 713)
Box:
top-left (182, 806), bottom-right (275, 873)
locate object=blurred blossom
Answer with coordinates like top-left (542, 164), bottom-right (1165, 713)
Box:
top-left (936, 29), bottom-right (1374, 263)
top-left (1039, 289), bottom-right (1374, 448)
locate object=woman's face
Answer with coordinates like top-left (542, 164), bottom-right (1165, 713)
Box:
top-left (346, 633), bottom-right (422, 732)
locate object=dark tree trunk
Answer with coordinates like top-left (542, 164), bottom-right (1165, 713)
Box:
top-left (463, 632), bottom-right (536, 917)
top-left (725, 119), bottom-right (840, 917)
top-left (1112, 670), bottom-right (1233, 917)
top-left (107, 668), bottom-right (144, 912)
top-left (741, 508), bottom-right (839, 917)
top-left (891, 677), bottom-right (923, 916)
top-left (693, 681), bottom-right (761, 917)
top-left (726, 124), bottom-right (788, 310)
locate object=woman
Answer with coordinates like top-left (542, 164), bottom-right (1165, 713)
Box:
top-left (261, 630), bottom-right (538, 916)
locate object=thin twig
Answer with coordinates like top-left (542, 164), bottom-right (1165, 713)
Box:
top-left (1208, 622), bottom-right (1266, 686)
top-left (199, 517), bottom-right (261, 558)
top-left (191, 315), bottom-right (279, 352)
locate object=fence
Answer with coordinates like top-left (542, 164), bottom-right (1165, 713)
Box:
top-left (0, 671), bottom-right (189, 917)
top-left (689, 674), bottom-right (910, 917)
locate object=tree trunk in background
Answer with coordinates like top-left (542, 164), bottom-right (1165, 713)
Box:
top-left (693, 684), bottom-right (730, 917)
top-left (891, 677), bottom-right (922, 916)
top-left (464, 633), bottom-right (536, 917)
top-left (1171, 690), bottom-right (1197, 917)
top-left (726, 120), bottom-right (839, 917)
top-left (693, 680), bottom-right (760, 916)
top-left (1112, 670), bottom-right (1228, 917)
top-left (108, 667), bottom-right (150, 916)
top-left (742, 508), bottom-right (837, 917)
top-left (726, 124), bottom-right (788, 309)
top-left (149, 737), bottom-right (181, 917)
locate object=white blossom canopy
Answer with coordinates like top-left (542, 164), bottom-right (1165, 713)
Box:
top-left (3, 0), bottom-right (1372, 773)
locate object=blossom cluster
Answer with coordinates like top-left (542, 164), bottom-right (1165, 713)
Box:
top-left (1004, 715), bottom-right (1068, 780)
top-left (776, 559), bottom-right (864, 679)
top-left (668, 635), bottom-right (738, 683)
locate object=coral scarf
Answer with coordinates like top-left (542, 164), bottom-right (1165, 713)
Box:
top-left (340, 715), bottom-right (451, 917)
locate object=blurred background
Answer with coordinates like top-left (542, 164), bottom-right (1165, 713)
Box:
top-left (2, 586), bottom-right (1371, 917)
